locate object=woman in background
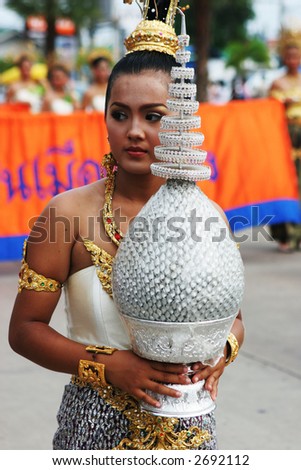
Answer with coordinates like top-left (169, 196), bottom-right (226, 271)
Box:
top-left (42, 63), bottom-right (79, 114)
top-left (81, 52), bottom-right (111, 112)
top-left (5, 53), bottom-right (45, 113)
top-left (269, 35), bottom-right (301, 252)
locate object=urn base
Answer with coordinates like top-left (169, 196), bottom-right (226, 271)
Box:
top-left (141, 380), bottom-right (215, 418)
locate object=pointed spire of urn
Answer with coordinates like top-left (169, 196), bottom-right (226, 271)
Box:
top-left (151, 10), bottom-right (211, 182)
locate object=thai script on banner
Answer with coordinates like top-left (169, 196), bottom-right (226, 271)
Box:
top-left (0, 100), bottom-right (300, 260)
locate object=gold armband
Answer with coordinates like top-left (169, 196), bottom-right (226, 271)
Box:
top-left (18, 240), bottom-right (62, 293)
top-left (225, 332), bottom-right (239, 366)
top-left (78, 359), bottom-right (108, 387)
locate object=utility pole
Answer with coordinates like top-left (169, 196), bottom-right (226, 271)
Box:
top-left (195, 0), bottom-right (211, 102)
top-left (278, 0), bottom-right (285, 29)
top-left (45, 0), bottom-right (57, 60)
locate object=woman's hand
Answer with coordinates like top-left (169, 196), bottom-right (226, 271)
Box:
top-left (190, 349), bottom-right (227, 401)
top-left (105, 350), bottom-right (191, 408)
top-left (191, 313), bottom-right (244, 401)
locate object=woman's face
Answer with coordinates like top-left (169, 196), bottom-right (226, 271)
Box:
top-left (106, 70), bottom-right (170, 175)
top-left (50, 69), bottom-right (69, 91)
top-left (283, 46), bottom-right (301, 73)
top-left (19, 59), bottom-right (32, 80)
top-left (93, 60), bottom-right (110, 84)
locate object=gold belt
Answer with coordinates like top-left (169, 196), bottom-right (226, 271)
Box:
top-left (72, 375), bottom-right (211, 450)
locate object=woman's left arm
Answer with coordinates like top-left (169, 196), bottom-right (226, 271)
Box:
top-left (191, 310), bottom-right (245, 400)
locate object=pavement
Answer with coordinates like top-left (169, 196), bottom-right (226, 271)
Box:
top-left (0, 227), bottom-right (300, 450)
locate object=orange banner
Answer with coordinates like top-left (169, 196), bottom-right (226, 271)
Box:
top-left (198, 98), bottom-right (298, 207)
top-left (197, 98), bottom-right (301, 230)
top-left (0, 99), bottom-right (300, 261)
top-left (0, 112), bottom-right (109, 249)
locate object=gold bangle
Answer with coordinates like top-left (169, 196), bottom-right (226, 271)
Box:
top-left (85, 345), bottom-right (118, 355)
top-left (78, 359), bottom-right (108, 387)
top-left (225, 332), bottom-right (239, 366)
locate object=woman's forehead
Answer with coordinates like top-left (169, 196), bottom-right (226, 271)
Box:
top-left (109, 70), bottom-right (170, 100)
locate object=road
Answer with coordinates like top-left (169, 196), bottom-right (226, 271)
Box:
top-left (0, 228), bottom-right (300, 450)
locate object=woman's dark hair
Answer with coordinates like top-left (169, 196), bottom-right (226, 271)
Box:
top-left (105, 51), bottom-right (177, 115)
top-left (90, 56), bottom-right (110, 69)
top-left (47, 63), bottom-right (71, 81)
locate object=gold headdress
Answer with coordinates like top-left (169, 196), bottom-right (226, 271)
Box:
top-left (278, 26), bottom-right (301, 55)
top-left (123, 0), bottom-right (180, 57)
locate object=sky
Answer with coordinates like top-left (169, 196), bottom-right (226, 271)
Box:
top-left (116, 1), bottom-right (301, 41)
top-left (1, 0), bottom-right (301, 41)
top-left (248, 0), bottom-right (301, 39)
top-left (116, 1), bottom-right (301, 40)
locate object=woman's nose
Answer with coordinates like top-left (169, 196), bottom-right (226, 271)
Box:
top-left (127, 119), bottom-right (145, 140)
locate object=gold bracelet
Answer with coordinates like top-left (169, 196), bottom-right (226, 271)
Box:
top-left (85, 345), bottom-right (118, 355)
top-left (225, 332), bottom-right (239, 366)
top-left (85, 345), bottom-right (118, 362)
top-left (78, 359), bottom-right (108, 387)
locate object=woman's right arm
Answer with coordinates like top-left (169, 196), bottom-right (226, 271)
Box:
top-left (8, 194), bottom-right (84, 374)
top-left (9, 194), bottom-right (189, 408)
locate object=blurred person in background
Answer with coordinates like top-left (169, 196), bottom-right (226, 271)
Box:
top-left (81, 51), bottom-right (112, 113)
top-left (207, 80), bottom-right (230, 104)
top-left (269, 31), bottom-right (301, 252)
top-left (42, 63), bottom-right (79, 114)
top-left (231, 76), bottom-right (250, 100)
top-left (5, 53), bottom-right (45, 113)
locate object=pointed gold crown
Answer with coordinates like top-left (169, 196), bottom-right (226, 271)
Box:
top-left (278, 26), bottom-right (301, 54)
top-left (123, 1), bottom-right (180, 57)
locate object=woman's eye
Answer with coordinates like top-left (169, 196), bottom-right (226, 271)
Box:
top-left (111, 111), bottom-right (127, 121)
top-left (146, 113), bottom-right (163, 122)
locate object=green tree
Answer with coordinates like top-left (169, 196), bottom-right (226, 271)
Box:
top-left (7, 0), bottom-right (102, 59)
top-left (225, 38), bottom-right (270, 77)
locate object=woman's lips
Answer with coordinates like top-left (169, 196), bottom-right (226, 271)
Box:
top-left (126, 147), bottom-right (147, 158)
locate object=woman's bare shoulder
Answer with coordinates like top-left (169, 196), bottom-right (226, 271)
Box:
top-left (270, 75), bottom-right (289, 91)
top-left (26, 180), bottom-right (106, 279)
top-left (43, 179), bottom-right (105, 215)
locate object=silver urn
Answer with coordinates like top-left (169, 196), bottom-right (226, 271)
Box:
top-left (112, 30), bottom-right (244, 417)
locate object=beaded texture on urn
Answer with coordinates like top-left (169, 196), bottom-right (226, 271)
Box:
top-left (113, 14), bottom-right (244, 328)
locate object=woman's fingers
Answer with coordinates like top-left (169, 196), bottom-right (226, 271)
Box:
top-left (151, 361), bottom-right (188, 375)
top-left (205, 375), bottom-right (219, 401)
top-left (134, 379), bottom-right (185, 408)
top-left (151, 369), bottom-right (191, 386)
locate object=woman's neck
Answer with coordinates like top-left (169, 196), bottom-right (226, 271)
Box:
top-left (114, 169), bottom-right (164, 204)
top-left (286, 69), bottom-right (300, 78)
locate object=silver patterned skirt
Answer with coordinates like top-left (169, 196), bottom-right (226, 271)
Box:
top-left (53, 379), bottom-right (217, 450)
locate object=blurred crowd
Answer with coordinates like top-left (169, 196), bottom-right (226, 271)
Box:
top-left (1, 40), bottom-right (300, 252)
top-left (1, 50), bottom-right (112, 114)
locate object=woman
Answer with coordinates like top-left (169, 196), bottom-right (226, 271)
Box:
top-left (269, 40), bottom-right (301, 252)
top-left (5, 54), bottom-right (44, 113)
top-left (42, 63), bottom-right (79, 114)
top-left (81, 53), bottom-right (111, 112)
top-left (9, 0), bottom-right (245, 447)
top-left (9, 48), bottom-right (244, 451)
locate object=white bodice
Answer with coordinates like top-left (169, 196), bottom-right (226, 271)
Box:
top-left (15, 88), bottom-right (42, 113)
top-left (50, 98), bottom-right (74, 115)
top-left (64, 265), bottom-right (130, 349)
top-left (91, 94), bottom-right (106, 112)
